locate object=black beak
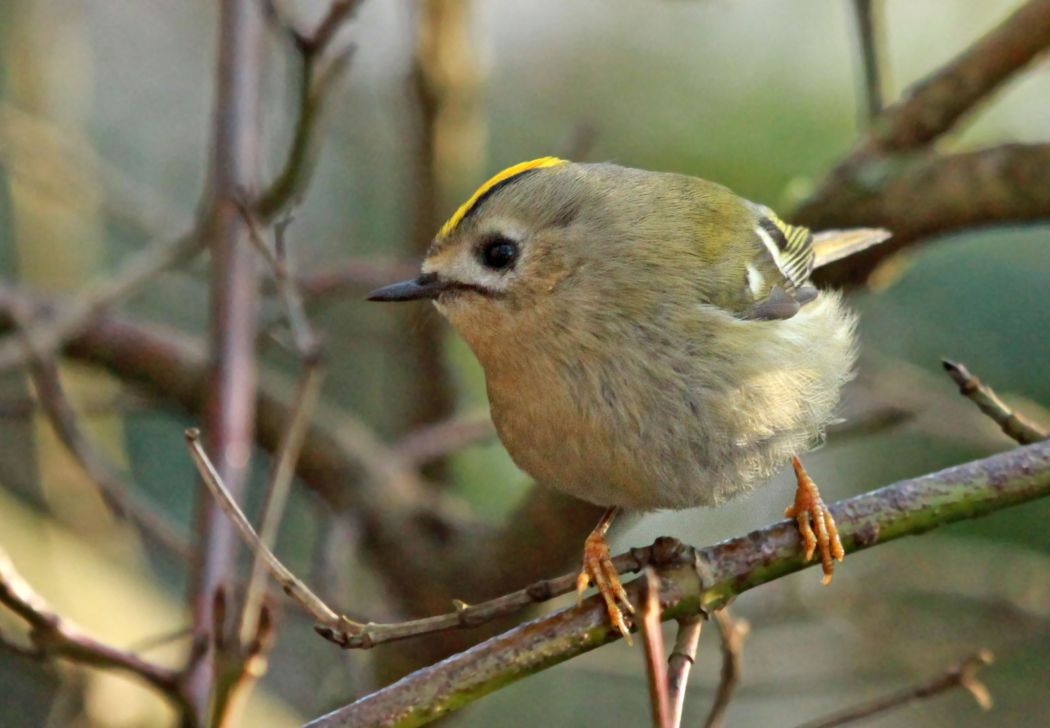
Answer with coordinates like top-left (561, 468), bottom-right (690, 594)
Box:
top-left (367, 273), bottom-right (446, 302)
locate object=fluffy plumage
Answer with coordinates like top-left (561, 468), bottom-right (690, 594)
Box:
top-left (415, 160), bottom-right (872, 510)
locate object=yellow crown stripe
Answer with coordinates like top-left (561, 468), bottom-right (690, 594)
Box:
top-left (437, 157), bottom-right (566, 238)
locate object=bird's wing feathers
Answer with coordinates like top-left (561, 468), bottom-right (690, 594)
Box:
top-left (736, 204), bottom-right (819, 321)
top-left (734, 206), bottom-right (892, 321)
top-left (751, 205), bottom-right (816, 289)
top-left (811, 228), bottom-right (892, 269)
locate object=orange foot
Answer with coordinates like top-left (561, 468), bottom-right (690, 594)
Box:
top-left (785, 457), bottom-right (845, 584)
top-left (576, 507), bottom-right (635, 644)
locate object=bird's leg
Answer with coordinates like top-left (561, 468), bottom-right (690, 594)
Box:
top-left (785, 456), bottom-right (845, 584)
top-left (576, 506), bottom-right (635, 643)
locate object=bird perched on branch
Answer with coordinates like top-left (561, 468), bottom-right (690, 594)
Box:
top-left (369, 157), bottom-right (889, 641)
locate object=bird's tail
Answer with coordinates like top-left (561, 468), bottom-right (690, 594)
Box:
top-left (811, 228), bottom-right (892, 269)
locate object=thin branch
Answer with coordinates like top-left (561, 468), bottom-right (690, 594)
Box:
top-left (184, 428), bottom-right (353, 635)
top-left (253, 49), bottom-right (354, 220)
top-left (391, 412), bottom-right (495, 467)
top-left (849, 0), bottom-right (885, 122)
top-left (801, 143), bottom-right (1050, 287)
top-left (239, 364), bottom-right (325, 643)
top-left (296, 258), bottom-right (422, 301)
top-left (238, 208), bottom-right (327, 645)
top-left (640, 569), bottom-right (672, 728)
top-left (253, 0), bottom-right (363, 219)
top-left (798, 0), bottom-right (1050, 285)
top-left (859, 0), bottom-right (1050, 155)
top-left (12, 310), bottom-right (189, 558)
top-left (298, 1), bottom-right (364, 56)
top-left (703, 609), bottom-right (749, 728)
top-left (304, 438), bottom-right (1050, 727)
top-left (241, 207), bottom-right (324, 359)
top-left (943, 360), bottom-right (1047, 445)
top-left (182, 0), bottom-right (267, 721)
top-left (794, 650), bottom-right (994, 728)
top-left (0, 546), bottom-right (183, 701)
top-left (0, 230), bottom-right (202, 375)
top-left (666, 616), bottom-right (702, 728)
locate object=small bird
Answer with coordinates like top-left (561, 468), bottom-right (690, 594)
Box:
top-left (368, 157), bottom-right (888, 640)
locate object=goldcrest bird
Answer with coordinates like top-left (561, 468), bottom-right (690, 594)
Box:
top-left (368, 157), bottom-right (889, 640)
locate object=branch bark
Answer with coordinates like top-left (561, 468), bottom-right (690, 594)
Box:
top-left (855, 0), bottom-right (1050, 155)
top-left (798, 0), bottom-right (1050, 286)
top-left (802, 143), bottom-right (1050, 286)
top-left (182, 0), bottom-right (266, 721)
top-left (0, 546), bottom-right (185, 707)
top-left (305, 438), bottom-right (1050, 727)
top-left (943, 359), bottom-right (1047, 445)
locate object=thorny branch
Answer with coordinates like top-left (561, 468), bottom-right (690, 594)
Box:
top-left (304, 439), bottom-right (1050, 727)
top-left (942, 360), bottom-right (1047, 445)
top-left (795, 650), bottom-right (994, 728)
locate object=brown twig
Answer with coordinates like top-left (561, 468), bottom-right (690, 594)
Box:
top-left (640, 569), bottom-right (672, 728)
top-left (0, 546), bottom-right (184, 704)
top-left (12, 311), bottom-right (189, 558)
top-left (296, 258), bottom-right (422, 301)
top-left (304, 439), bottom-right (1050, 727)
top-left (666, 616), bottom-right (702, 728)
top-left (794, 650), bottom-right (994, 728)
top-left (799, 0), bottom-right (1050, 285)
top-left (239, 364), bottom-right (325, 642)
top-left (0, 231), bottom-right (203, 375)
top-left (238, 208), bottom-right (328, 645)
top-left (802, 143), bottom-right (1050, 286)
top-left (391, 412), bottom-right (495, 467)
top-left (943, 360), bottom-right (1047, 445)
top-left (189, 435), bottom-right (596, 649)
top-left (241, 207), bottom-right (324, 360)
top-left (184, 429), bottom-right (352, 635)
top-left (857, 0), bottom-right (1050, 155)
top-left (254, 0), bottom-right (362, 219)
top-left (704, 609), bottom-right (749, 728)
top-left (181, 0), bottom-right (267, 722)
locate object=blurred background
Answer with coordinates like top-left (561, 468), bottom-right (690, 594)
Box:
top-left (1, 0), bottom-right (1048, 726)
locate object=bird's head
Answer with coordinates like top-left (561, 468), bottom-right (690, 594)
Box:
top-left (368, 157), bottom-right (598, 348)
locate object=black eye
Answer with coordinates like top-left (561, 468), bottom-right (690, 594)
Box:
top-left (479, 236), bottom-right (519, 270)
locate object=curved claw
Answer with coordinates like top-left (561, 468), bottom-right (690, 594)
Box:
top-left (577, 529), bottom-right (635, 644)
top-left (786, 457), bottom-right (845, 584)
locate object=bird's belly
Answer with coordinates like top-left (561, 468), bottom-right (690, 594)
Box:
top-left (488, 375), bottom-right (731, 511)
top-left (485, 294), bottom-right (856, 511)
